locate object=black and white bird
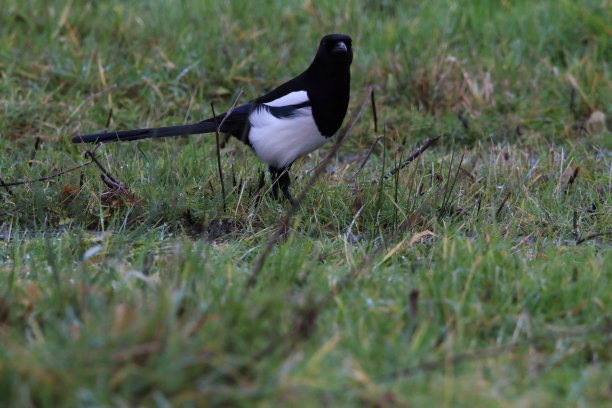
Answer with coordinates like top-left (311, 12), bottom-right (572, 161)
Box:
top-left (72, 34), bottom-right (353, 205)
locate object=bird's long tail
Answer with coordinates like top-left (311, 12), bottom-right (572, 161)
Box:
top-left (71, 120), bottom-right (217, 144)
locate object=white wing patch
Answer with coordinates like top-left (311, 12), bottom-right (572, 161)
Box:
top-left (248, 106), bottom-right (328, 169)
top-left (264, 91), bottom-right (309, 107)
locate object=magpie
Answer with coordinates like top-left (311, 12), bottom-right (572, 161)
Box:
top-left (72, 34), bottom-right (353, 205)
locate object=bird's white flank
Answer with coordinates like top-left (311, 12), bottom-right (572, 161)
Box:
top-left (248, 106), bottom-right (327, 168)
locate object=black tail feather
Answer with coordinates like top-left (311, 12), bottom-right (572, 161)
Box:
top-left (71, 121), bottom-right (217, 144)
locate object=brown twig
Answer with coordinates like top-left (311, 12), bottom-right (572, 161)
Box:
top-left (0, 176), bottom-right (14, 196)
top-left (217, 89), bottom-right (244, 132)
top-left (83, 147), bottom-right (130, 191)
top-left (439, 151), bottom-right (465, 216)
top-left (457, 111), bottom-right (469, 130)
top-left (576, 231), bottom-right (612, 245)
top-left (384, 136), bottom-right (440, 179)
top-left (247, 86), bottom-right (374, 289)
top-left (408, 289), bottom-right (419, 320)
top-left (210, 102), bottom-right (227, 212)
top-left (495, 190), bottom-right (511, 218)
top-left (569, 87), bottom-right (577, 119)
top-left (350, 136), bottom-right (382, 181)
top-left (105, 107), bottom-right (114, 128)
top-left (212, 89), bottom-right (244, 212)
top-left (84, 149), bottom-right (113, 181)
top-left (458, 165), bottom-right (475, 180)
top-left (100, 174), bottom-right (123, 190)
top-left (28, 137), bottom-right (42, 167)
top-left (573, 210), bottom-right (579, 241)
top-left (1, 160), bottom-right (94, 187)
top-left (371, 88), bottom-right (378, 132)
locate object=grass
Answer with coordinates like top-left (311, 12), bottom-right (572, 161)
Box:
top-left (1, 0), bottom-right (611, 406)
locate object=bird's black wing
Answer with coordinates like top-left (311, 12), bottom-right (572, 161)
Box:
top-left (263, 101), bottom-right (311, 118)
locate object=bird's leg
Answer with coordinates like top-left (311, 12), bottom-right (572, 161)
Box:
top-left (269, 166), bottom-right (280, 200)
top-left (278, 167), bottom-right (299, 206)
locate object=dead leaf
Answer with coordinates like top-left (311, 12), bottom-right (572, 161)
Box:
top-left (408, 230), bottom-right (436, 246)
top-left (586, 110), bottom-right (607, 135)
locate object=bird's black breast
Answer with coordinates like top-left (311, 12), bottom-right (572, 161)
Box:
top-left (308, 79), bottom-right (350, 137)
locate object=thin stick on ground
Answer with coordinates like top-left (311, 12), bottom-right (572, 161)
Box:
top-left (573, 210), bottom-right (579, 241)
top-left (247, 86), bottom-right (374, 290)
top-left (217, 89), bottom-right (244, 131)
top-left (0, 160), bottom-right (94, 188)
top-left (28, 137), bottom-right (42, 167)
top-left (576, 231), bottom-right (612, 245)
top-left (384, 136), bottom-right (440, 179)
top-left (439, 151), bottom-right (465, 216)
top-left (85, 149), bottom-right (112, 179)
top-left (350, 136), bottom-right (382, 181)
top-left (83, 148), bottom-right (127, 190)
top-left (105, 108), bottom-right (114, 128)
top-left (0, 176), bottom-right (13, 195)
top-left (371, 88), bottom-right (378, 132)
top-left (211, 103), bottom-right (227, 212)
top-left (211, 89), bottom-right (244, 212)
top-left (496, 190), bottom-right (511, 218)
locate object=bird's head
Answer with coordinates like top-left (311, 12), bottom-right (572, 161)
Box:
top-left (312, 34), bottom-right (353, 72)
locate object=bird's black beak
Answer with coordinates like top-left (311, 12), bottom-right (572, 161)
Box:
top-left (331, 41), bottom-right (348, 54)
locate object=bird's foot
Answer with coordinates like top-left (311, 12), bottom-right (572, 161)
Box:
top-left (288, 196), bottom-right (300, 207)
top-left (281, 187), bottom-right (300, 207)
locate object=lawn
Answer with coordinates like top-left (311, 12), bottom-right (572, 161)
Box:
top-left (1, 0), bottom-right (611, 406)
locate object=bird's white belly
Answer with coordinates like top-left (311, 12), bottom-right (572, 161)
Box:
top-left (248, 106), bottom-right (328, 169)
